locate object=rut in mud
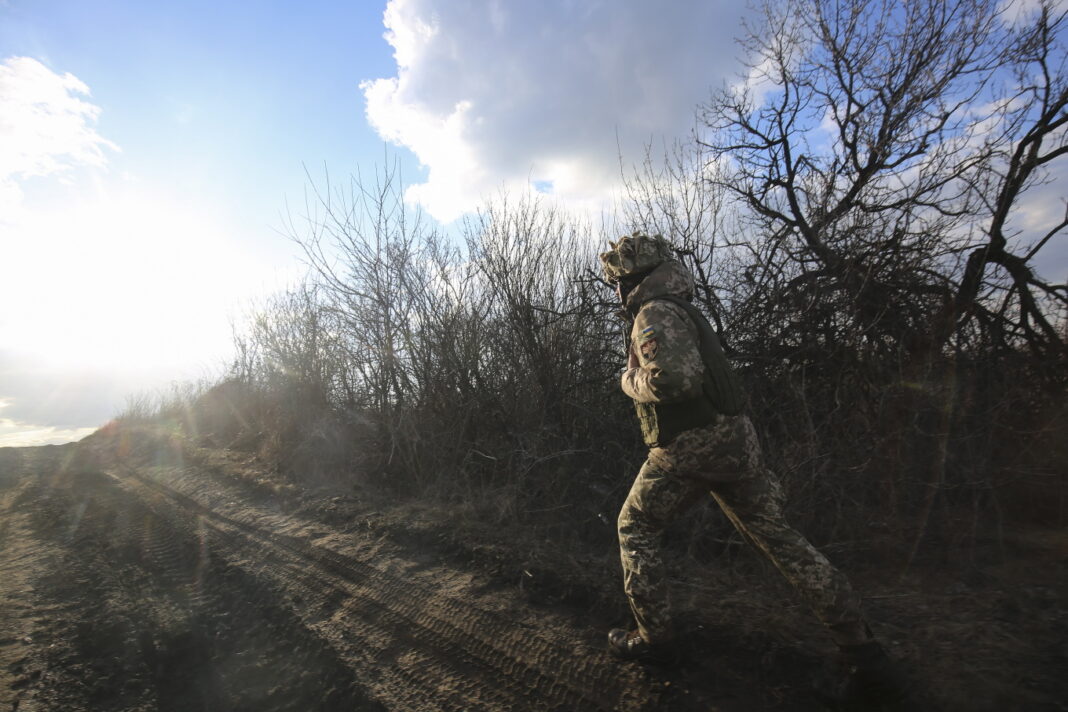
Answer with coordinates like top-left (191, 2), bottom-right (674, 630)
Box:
top-left (0, 442), bottom-right (685, 712)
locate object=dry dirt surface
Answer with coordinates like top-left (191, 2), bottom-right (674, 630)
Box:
top-left (2, 429), bottom-right (1066, 711)
top-left (0, 435), bottom-right (689, 712)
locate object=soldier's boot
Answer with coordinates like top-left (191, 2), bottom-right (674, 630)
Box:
top-left (607, 628), bottom-right (681, 666)
top-left (823, 640), bottom-right (909, 709)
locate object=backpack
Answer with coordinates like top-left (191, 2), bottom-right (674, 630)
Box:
top-left (655, 295), bottom-right (746, 416)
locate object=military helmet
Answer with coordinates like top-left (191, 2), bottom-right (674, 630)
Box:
top-left (599, 232), bottom-right (674, 284)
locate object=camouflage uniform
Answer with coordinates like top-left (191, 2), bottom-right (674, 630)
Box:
top-left (602, 236), bottom-right (871, 648)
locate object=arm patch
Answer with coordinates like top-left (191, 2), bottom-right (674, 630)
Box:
top-left (640, 338), bottom-right (658, 360)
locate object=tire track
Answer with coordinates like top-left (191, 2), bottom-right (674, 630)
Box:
top-left (0, 463), bottom-right (68, 712)
top-left (114, 464), bottom-right (662, 712)
top-left (14, 464), bottom-right (381, 712)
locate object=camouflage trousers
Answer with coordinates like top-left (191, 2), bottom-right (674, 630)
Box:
top-left (617, 414), bottom-right (870, 647)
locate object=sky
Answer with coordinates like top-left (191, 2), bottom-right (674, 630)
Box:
top-left (0, 0), bottom-right (758, 446)
top-left (1, 1), bottom-right (1064, 447)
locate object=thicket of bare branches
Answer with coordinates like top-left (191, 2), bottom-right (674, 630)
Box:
top-left (688, 0), bottom-right (1068, 554)
top-left (181, 0), bottom-right (1066, 561)
top-left (213, 167), bottom-right (640, 537)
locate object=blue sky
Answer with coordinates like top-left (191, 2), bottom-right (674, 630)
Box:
top-left (1, 0), bottom-right (1063, 446)
top-left (1, 0), bottom-right (417, 254)
top-left (0, 0), bottom-right (421, 444)
top-left (0, 0), bottom-right (752, 445)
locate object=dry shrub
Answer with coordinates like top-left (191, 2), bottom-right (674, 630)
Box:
top-left (149, 0), bottom-right (1068, 558)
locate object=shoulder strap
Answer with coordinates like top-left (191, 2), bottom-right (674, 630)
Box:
top-left (654, 295), bottom-right (746, 416)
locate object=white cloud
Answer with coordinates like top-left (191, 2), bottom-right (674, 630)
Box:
top-left (0, 396), bottom-right (95, 447)
top-left (0, 419), bottom-right (97, 447)
top-left (0, 56), bottom-right (117, 219)
top-left (999, 0), bottom-right (1068, 26)
top-left (361, 0), bottom-right (750, 222)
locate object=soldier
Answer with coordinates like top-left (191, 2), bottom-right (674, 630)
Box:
top-left (599, 232), bottom-right (905, 705)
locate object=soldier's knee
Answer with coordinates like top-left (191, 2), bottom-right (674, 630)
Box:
top-left (618, 499), bottom-right (659, 541)
top-left (617, 501), bottom-right (635, 536)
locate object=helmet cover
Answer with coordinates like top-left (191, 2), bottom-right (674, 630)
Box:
top-left (599, 232), bottom-right (674, 284)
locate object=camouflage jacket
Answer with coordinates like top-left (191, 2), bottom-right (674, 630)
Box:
top-left (620, 260), bottom-right (705, 405)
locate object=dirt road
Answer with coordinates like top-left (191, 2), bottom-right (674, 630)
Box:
top-left (0, 438), bottom-right (686, 712)
top-left (5, 430), bottom-right (1067, 711)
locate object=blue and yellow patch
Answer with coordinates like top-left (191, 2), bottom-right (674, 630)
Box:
top-left (638, 324), bottom-right (659, 360)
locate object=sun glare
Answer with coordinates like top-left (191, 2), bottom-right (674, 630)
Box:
top-left (3, 186), bottom-right (260, 374)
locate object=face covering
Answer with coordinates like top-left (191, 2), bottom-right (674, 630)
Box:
top-left (616, 276), bottom-right (643, 309)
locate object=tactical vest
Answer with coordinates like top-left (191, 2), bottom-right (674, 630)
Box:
top-left (633, 296), bottom-right (746, 447)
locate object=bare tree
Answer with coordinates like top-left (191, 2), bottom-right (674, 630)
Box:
top-left (620, 141), bottom-right (743, 342)
top-left (287, 163), bottom-right (428, 421)
top-left (700, 0), bottom-right (1067, 357)
top-left (943, 2), bottom-right (1068, 352)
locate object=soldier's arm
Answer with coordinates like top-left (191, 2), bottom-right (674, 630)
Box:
top-left (621, 301), bottom-right (704, 404)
